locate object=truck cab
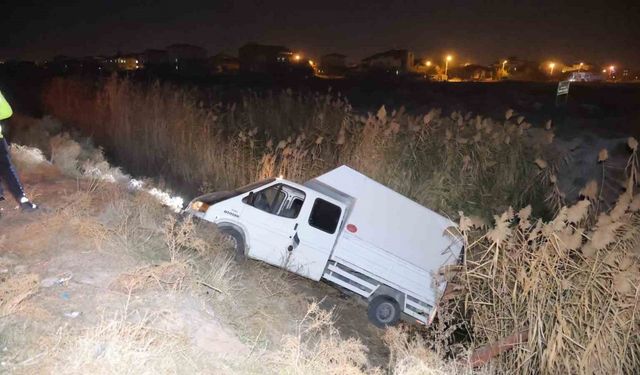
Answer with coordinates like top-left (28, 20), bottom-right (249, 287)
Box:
top-left (189, 178), bottom-right (347, 281)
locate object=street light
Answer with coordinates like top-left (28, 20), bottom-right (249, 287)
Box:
top-left (445, 55), bottom-right (452, 78)
top-left (426, 60), bottom-right (432, 67)
top-left (549, 62), bottom-right (556, 75)
top-left (579, 62), bottom-right (584, 72)
top-left (293, 54), bottom-right (301, 62)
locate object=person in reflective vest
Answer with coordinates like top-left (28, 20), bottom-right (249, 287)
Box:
top-left (0, 89), bottom-right (38, 212)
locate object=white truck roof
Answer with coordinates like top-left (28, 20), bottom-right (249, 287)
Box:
top-left (306, 166), bottom-right (461, 274)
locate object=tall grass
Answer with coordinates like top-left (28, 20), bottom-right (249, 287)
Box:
top-left (43, 76), bottom-right (555, 217)
top-left (448, 142), bottom-right (640, 374)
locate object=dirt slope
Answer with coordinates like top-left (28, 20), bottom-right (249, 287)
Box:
top-left (0, 141), bottom-right (394, 374)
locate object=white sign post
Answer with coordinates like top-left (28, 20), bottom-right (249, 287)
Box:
top-left (556, 80), bottom-right (571, 106)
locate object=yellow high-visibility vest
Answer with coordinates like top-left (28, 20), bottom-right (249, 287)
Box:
top-left (0, 90), bottom-right (13, 138)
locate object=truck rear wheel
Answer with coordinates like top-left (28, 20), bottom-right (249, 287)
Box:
top-left (219, 228), bottom-right (246, 262)
top-left (367, 295), bottom-right (401, 328)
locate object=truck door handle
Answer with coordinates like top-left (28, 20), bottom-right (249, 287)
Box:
top-left (292, 232), bottom-right (300, 249)
top-left (294, 223), bottom-right (298, 230)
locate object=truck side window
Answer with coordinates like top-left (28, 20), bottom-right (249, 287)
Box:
top-left (281, 197), bottom-right (304, 219)
top-left (308, 198), bottom-right (341, 234)
top-left (245, 184), bottom-right (305, 218)
top-left (247, 184), bottom-right (285, 214)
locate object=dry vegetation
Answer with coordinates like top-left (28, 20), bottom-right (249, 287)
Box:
top-left (43, 76), bottom-right (557, 218)
top-left (1, 77), bottom-right (633, 373)
top-left (448, 138), bottom-right (640, 374)
top-left (0, 273), bottom-right (39, 318)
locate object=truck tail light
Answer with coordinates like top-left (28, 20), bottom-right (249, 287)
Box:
top-left (191, 201), bottom-right (210, 212)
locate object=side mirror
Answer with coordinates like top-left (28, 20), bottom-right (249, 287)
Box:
top-left (246, 191), bottom-right (255, 205)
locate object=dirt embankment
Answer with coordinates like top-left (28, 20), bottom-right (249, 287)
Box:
top-left (0, 125), bottom-right (477, 374)
top-left (0, 141), bottom-right (254, 373)
top-left (0, 139), bottom-right (366, 373)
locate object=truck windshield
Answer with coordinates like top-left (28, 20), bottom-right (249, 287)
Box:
top-left (194, 178), bottom-right (278, 206)
top-left (234, 178), bottom-right (276, 194)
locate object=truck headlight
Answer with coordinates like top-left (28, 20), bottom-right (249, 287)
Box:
top-left (190, 201), bottom-right (210, 213)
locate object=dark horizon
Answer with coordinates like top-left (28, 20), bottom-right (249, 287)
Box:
top-left (4, 0), bottom-right (640, 68)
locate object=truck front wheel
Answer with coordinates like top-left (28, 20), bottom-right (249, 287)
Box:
top-left (367, 295), bottom-right (401, 328)
top-left (219, 228), bottom-right (246, 262)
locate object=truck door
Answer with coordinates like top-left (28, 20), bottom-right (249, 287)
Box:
top-left (240, 183), bottom-right (306, 268)
top-left (286, 196), bottom-right (345, 281)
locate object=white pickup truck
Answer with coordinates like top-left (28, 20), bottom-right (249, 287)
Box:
top-left (186, 166), bottom-right (462, 327)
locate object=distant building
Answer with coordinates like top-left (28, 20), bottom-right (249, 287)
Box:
top-left (77, 56), bottom-right (105, 73)
top-left (135, 49), bottom-right (173, 75)
top-left (320, 53), bottom-right (347, 76)
top-left (567, 71), bottom-right (604, 82)
top-left (0, 60), bottom-right (38, 75)
top-left (47, 55), bottom-right (74, 72)
top-left (164, 44), bottom-right (208, 76)
top-left (210, 53), bottom-right (240, 74)
top-left (116, 55), bottom-right (141, 71)
top-left (141, 49), bottom-right (170, 65)
top-left (450, 64), bottom-right (494, 81)
top-left (562, 62), bottom-right (595, 73)
top-left (42, 55), bottom-right (77, 73)
top-left (166, 44), bottom-right (207, 62)
top-left (361, 49), bottom-right (415, 73)
top-left (238, 43), bottom-right (293, 72)
top-left (498, 57), bottom-right (547, 81)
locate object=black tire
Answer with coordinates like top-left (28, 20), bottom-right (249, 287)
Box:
top-left (367, 295), bottom-right (401, 328)
top-left (219, 228), bottom-right (246, 262)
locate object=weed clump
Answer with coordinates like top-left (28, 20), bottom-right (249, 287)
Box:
top-left (447, 143), bottom-right (640, 374)
top-left (0, 273), bottom-right (39, 318)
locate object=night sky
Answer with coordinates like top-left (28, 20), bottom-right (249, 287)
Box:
top-left (3, 0), bottom-right (640, 67)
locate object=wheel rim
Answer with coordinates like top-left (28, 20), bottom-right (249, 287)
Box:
top-left (376, 301), bottom-right (395, 323)
top-left (222, 233), bottom-right (238, 250)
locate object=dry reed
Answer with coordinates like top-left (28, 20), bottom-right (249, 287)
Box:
top-left (449, 143), bottom-right (640, 374)
top-left (43, 76), bottom-right (555, 218)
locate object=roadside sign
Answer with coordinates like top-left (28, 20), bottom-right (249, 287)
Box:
top-left (556, 80), bottom-right (570, 107)
top-left (557, 80), bottom-right (571, 96)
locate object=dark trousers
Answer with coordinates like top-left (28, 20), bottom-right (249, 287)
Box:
top-left (0, 138), bottom-right (25, 201)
